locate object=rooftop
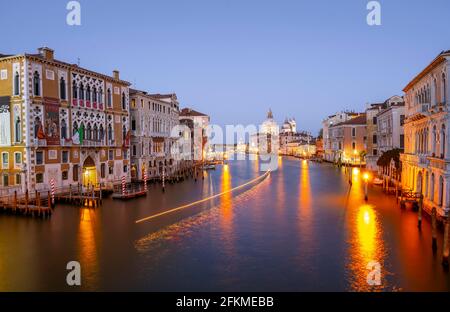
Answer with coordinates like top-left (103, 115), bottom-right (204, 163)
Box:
top-left (179, 108), bottom-right (208, 117)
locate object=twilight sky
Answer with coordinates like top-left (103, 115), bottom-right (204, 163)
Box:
top-left (2, 0), bottom-right (450, 134)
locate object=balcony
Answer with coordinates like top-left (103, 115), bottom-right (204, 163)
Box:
top-left (428, 156), bottom-right (448, 170)
top-left (33, 138), bottom-right (47, 147)
top-left (407, 103), bottom-right (429, 121)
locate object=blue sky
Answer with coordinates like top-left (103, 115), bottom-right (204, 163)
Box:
top-left (2, 0), bottom-right (450, 134)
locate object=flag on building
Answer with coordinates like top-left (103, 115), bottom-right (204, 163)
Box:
top-left (72, 124), bottom-right (84, 145)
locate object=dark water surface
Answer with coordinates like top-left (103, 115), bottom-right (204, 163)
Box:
top-left (0, 156), bottom-right (449, 291)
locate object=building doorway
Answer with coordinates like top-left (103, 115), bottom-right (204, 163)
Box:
top-left (83, 156), bottom-right (97, 187)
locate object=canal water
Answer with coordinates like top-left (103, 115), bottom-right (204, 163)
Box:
top-left (0, 156), bottom-right (449, 291)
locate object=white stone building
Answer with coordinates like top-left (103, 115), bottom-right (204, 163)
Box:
top-left (400, 50), bottom-right (450, 218)
top-left (129, 89), bottom-right (180, 180)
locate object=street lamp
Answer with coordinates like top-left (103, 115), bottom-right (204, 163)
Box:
top-left (363, 172), bottom-right (370, 201)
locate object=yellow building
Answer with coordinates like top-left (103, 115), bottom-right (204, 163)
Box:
top-left (0, 47), bottom-right (130, 193)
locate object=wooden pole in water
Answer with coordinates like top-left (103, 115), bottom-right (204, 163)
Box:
top-left (47, 191), bottom-right (52, 216)
top-left (13, 191), bottom-right (17, 213)
top-left (418, 194), bottom-right (423, 229)
top-left (443, 217), bottom-right (450, 267)
top-left (431, 207), bottom-right (437, 252)
top-left (25, 190), bottom-right (28, 214)
top-left (36, 191), bottom-right (41, 217)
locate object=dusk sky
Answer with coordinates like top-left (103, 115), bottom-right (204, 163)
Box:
top-left (2, 0), bottom-right (450, 134)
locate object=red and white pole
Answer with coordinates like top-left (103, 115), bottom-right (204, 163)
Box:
top-left (143, 170), bottom-right (148, 192)
top-left (122, 176), bottom-right (126, 195)
top-left (50, 178), bottom-right (55, 206)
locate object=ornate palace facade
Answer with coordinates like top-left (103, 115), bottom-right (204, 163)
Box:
top-left (401, 50), bottom-right (450, 218)
top-left (0, 47), bottom-right (130, 193)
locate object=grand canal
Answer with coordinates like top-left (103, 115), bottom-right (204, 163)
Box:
top-left (0, 156), bottom-right (449, 291)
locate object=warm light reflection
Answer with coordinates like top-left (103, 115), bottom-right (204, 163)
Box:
top-left (78, 208), bottom-right (98, 289)
top-left (220, 161), bottom-right (233, 233)
top-left (352, 168), bottom-right (360, 175)
top-left (363, 172), bottom-right (370, 182)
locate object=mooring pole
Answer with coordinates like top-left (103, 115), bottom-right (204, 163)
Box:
top-left (442, 216), bottom-right (450, 267)
top-left (418, 194), bottom-right (423, 229)
top-left (431, 207), bottom-right (438, 252)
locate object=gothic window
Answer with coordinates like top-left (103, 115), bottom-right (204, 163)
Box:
top-left (99, 124), bottom-right (104, 141)
top-left (86, 85), bottom-right (91, 102)
top-left (14, 71), bottom-right (20, 95)
top-left (73, 81), bottom-right (78, 99)
top-left (107, 88), bottom-right (112, 107)
top-left (15, 116), bottom-right (21, 142)
top-left (93, 87), bottom-right (97, 103)
top-left (60, 77), bottom-right (66, 100)
top-left (33, 71), bottom-right (40, 96)
top-left (122, 92), bottom-right (126, 110)
top-left (442, 73), bottom-right (447, 104)
top-left (73, 121), bottom-right (78, 136)
top-left (108, 124), bottom-right (113, 142)
top-left (34, 116), bottom-right (41, 138)
top-left (93, 124), bottom-right (98, 141)
top-left (86, 123), bottom-right (92, 140)
top-left (61, 119), bottom-right (67, 139)
top-left (80, 84), bottom-right (85, 100)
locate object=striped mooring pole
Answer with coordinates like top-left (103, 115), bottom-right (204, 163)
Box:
top-left (121, 176), bottom-right (126, 195)
top-left (143, 170), bottom-right (148, 192)
top-left (50, 178), bottom-right (55, 207)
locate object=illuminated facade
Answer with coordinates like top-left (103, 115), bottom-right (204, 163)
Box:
top-left (328, 114), bottom-right (367, 165)
top-left (400, 50), bottom-right (450, 218)
top-left (0, 47), bottom-right (130, 193)
top-left (179, 108), bottom-right (210, 162)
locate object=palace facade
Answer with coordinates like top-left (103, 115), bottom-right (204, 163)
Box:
top-left (0, 47), bottom-right (130, 193)
top-left (129, 89), bottom-right (180, 180)
top-left (401, 50), bottom-right (450, 218)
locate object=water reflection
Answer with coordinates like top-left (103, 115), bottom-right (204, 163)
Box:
top-left (78, 208), bottom-right (99, 289)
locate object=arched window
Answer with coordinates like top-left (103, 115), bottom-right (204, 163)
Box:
top-left (80, 122), bottom-right (85, 139)
top-left (108, 124), bottom-right (113, 142)
top-left (86, 85), bottom-right (91, 102)
top-left (15, 116), bottom-right (21, 142)
top-left (72, 81), bottom-right (78, 99)
top-left (33, 71), bottom-right (40, 96)
top-left (61, 119), bottom-right (67, 139)
top-left (73, 121), bottom-right (78, 136)
top-left (122, 125), bottom-right (127, 141)
top-left (86, 123), bottom-right (92, 140)
top-left (60, 77), bottom-right (66, 100)
top-left (99, 125), bottom-right (104, 141)
top-left (433, 125), bottom-right (437, 155)
top-left (442, 73), bottom-right (447, 104)
top-left (431, 173), bottom-right (435, 202)
top-left (439, 175), bottom-right (444, 206)
top-left (122, 92), bottom-right (126, 110)
top-left (14, 71), bottom-right (20, 96)
top-left (442, 124), bottom-right (446, 158)
top-left (80, 84), bottom-right (85, 100)
top-left (93, 124), bottom-right (98, 141)
top-left (107, 88), bottom-right (112, 107)
top-left (34, 116), bottom-right (41, 138)
top-left (98, 88), bottom-right (103, 104)
top-left (93, 87), bottom-right (97, 103)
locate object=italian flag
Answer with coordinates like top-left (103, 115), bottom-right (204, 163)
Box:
top-left (72, 124), bottom-right (84, 145)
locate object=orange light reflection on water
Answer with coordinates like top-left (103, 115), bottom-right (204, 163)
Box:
top-left (78, 208), bottom-right (99, 289)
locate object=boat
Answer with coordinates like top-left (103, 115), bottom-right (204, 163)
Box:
top-left (202, 164), bottom-right (216, 170)
top-left (373, 178), bottom-right (383, 186)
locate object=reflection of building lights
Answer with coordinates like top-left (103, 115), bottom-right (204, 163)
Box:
top-left (364, 211), bottom-right (370, 224)
top-left (352, 168), bottom-right (360, 175)
top-left (363, 172), bottom-right (370, 181)
top-left (353, 150), bottom-right (358, 155)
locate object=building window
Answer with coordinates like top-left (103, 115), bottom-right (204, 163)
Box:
top-left (15, 116), bottom-right (21, 143)
top-left (60, 77), bottom-right (66, 100)
top-left (131, 118), bottom-right (136, 131)
top-left (14, 71), bottom-right (20, 96)
top-left (352, 142), bottom-right (356, 150)
top-left (373, 134), bottom-right (377, 144)
top-left (73, 165), bottom-right (79, 182)
top-left (62, 150), bottom-right (69, 163)
top-left (61, 119), bottom-right (67, 139)
top-left (86, 85), bottom-right (91, 102)
top-left (36, 151), bottom-right (44, 165)
top-left (2, 152), bottom-right (9, 169)
top-left (15, 173), bottom-right (21, 185)
top-left (93, 87), bottom-right (97, 103)
top-left (33, 71), bottom-right (40, 96)
top-left (122, 92), bottom-right (126, 110)
top-left (131, 99), bottom-right (136, 108)
top-left (3, 174), bottom-right (9, 187)
top-left (36, 173), bottom-right (44, 184)
top-left (123, 165), bottom-right (128, 173)
top-left (14, 152), bottom-right (21, 167)
top-left (73, 81), bottom-right (78, 99)
top-left (98, 88), bottom-right (103, 104)
top-left (107, 88), bottom-right (112, 107)
top-left (400, 115), bottom-right (405, 126)
top-left (101, 163), bottom-right (106, 178)
top-left (400, 134), bottom-right (405, 149)
top-left (62, 171), bottom-right (68, 180)
top-left (109, 150), bottom-right (114, 160)
top-left (373, 149), bottom-right (378, 156)
top-left (442, 73), bottom-right (447, 104)
top-left (132, 145), bottom-right (137, 156)
top-left (108, 165), bottom-right (113, 175)
top-left (351, 128), bottom-right (356, 137)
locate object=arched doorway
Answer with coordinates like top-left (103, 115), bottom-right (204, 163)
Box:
top-left (131, 164), bottom-right (137, 179)
top-left (82, 156), bottom-right (97, 187)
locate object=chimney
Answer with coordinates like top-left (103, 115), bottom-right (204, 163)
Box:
top-left (113, 70), bottom-right (120, 80)
top-left (38, 47), bottom-right (54, 60)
